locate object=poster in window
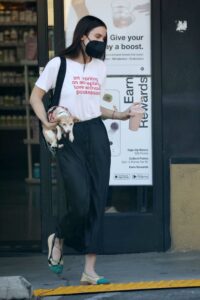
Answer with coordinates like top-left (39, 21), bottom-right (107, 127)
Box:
top-left (64, 0), bottom-right (152, 185)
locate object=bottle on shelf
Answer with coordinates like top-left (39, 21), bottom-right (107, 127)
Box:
top-left (5, 9), bottom-right (11, 24)
top-left (33, 162), bottom-right (40, 179)
top-left (4, 29), bottom-right (10, 42)
top-left (25, 29), bottom-right (37, 60)
top-left (10, 28), bottom-right (18, 42)
top-left (10, 4), bottom-right (19, 23)
top-left (0, 4), bottom-right (5, 24)
top-left (31, 116), bottom-right (39, 143)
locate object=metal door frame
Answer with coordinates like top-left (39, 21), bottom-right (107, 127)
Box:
top-left (37, 0), bottom-right (65, 252)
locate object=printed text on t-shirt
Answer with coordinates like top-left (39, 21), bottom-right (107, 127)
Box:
top-left (72, 76), bottom-right (101, 96)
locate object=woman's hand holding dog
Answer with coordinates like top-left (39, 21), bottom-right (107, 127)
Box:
top-left (42, 120), bottom-right (58, 130)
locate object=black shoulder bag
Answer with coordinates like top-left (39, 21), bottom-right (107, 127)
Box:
top-left (42, 56), bottom-right (67, 156)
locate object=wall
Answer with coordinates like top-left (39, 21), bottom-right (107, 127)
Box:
top-left (170, 164), bottom-right (200, 250)
top-left (162, 0), bottom-right (200, 250)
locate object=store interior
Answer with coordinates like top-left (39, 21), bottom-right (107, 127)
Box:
top-left (0, 0), bottom-right (41, 251)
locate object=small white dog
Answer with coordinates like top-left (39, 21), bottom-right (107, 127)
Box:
top-left (42, 106), bottom-right (78, 149)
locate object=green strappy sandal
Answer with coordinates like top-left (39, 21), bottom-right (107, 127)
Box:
top-left (48, 233), bottom-right (64, 274)
top-left (80, 272), bottom-right (110, 285)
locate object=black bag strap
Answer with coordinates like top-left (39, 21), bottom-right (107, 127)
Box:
top-left (50, 56), bottom-right (66, 108)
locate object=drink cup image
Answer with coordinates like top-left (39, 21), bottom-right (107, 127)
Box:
top-left (110, 121), bottom-right (119, 132)
top-left (109, 121), bottom-right (120, 156)
top-left (103, 93), bottom-right (113, 103)
top-left (103, 89), bottom-right (121, 156)
top-left (111, 0), bottom-right (135, 28)
top-left (71, 0), bottom-right (89, 20)
top-left (129, 103), bottom-right (144, 131)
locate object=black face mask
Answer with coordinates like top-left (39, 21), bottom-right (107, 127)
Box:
top-left (85, 38), bottom-right (106, 59)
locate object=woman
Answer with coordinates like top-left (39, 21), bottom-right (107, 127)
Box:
top-left (30, 15), bottom-right (132, 285)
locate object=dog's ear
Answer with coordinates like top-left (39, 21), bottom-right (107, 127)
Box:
top-left (54, 115), bottom-right (62, 122)
top-left (73, 117), bottom-right (80, 123)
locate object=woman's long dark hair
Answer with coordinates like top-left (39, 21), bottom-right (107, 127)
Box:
top-left (60, 15), bottom-right (107, 62)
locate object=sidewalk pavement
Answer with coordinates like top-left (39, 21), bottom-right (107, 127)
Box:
top-left (1, 250), bottom-right (200, 299)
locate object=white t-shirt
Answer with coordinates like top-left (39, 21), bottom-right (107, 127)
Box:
top-left (35, 57), bottom-right (106, 121)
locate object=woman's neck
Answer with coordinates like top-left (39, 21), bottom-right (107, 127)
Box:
top-left (74, 53), bottom-right (92, 64)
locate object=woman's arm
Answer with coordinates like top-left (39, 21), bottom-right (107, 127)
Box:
top-left (30, 86), bottom-right (57, 129)
top-left (100, 106), bottom-right (131, 121)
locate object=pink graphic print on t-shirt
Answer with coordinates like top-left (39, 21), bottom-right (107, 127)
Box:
top-left (72, 76), bottom-right (101, 96)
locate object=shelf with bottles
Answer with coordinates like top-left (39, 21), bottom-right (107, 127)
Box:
top-left (0, 112), bottom-right (39, 131)
top-left (0, 22), bottom-right (36, 26)
top-left (0, 1), bottom-right (37, 64)
top-left (0, 2), bottom-right (37, 25)
top-left (0, 65), bottom-right (38, 91)
top-left (0, 83), bottom-right (24, 87)
top-left (26, 161), bottom-right (57, 185)
top-left (0, 125), bottom-right (26, 130)
top-left (0, 107), bottom-right (25, 111)
top-left (0, 41), bottom-right (25, 48)
top-left (0, 69), bottom-right (25, 85)
top-left (0, 99), bottom-right (38, 136)
top-left (0, 28), bottom-right (37, 63)
top-left (0, 83), bottom-right (25, 108)
top-left (0, 0), bottom-right (36, 3)
top-left (0, 114), bottom-right (26, 130)
top-left (25, 178), bottom-right (57, 185)
top-left (0, 94), bottom-right (25, 110)
top-left (0, 83), bottom-right (34, 110)
top-left (24, 115), bottom-right (40, 144)
top-left (0, 61), bottom-right (37, 67)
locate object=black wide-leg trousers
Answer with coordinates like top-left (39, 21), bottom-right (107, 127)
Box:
top-left (55, 117), bottom-right (111, 254)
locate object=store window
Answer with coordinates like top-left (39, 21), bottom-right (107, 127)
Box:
top-left (0, 0), bottom-right (40, 251)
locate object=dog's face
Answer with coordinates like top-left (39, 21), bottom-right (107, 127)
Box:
top-left (58, 115), bottom-right (74, 133)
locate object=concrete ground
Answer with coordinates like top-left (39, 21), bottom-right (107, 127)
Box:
top-left (1, 250), bottom-right (200, 299)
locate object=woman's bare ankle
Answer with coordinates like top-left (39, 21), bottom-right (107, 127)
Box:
top-left (50, 235), bottom-right (63, 262)
top-left (84, 268), bottom-right (98, 277)
top-left (54, 237), bottom-right (63, 247)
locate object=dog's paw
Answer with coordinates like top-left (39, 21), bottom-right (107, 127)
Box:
top-left (56, 126), bottom-right (62, 140)
top-left (51, 142), bottom-right (58, 148)
top-left (58, 144), bottom-right (64, 148)
top-left (69, 132), bottom-right (74, 143)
